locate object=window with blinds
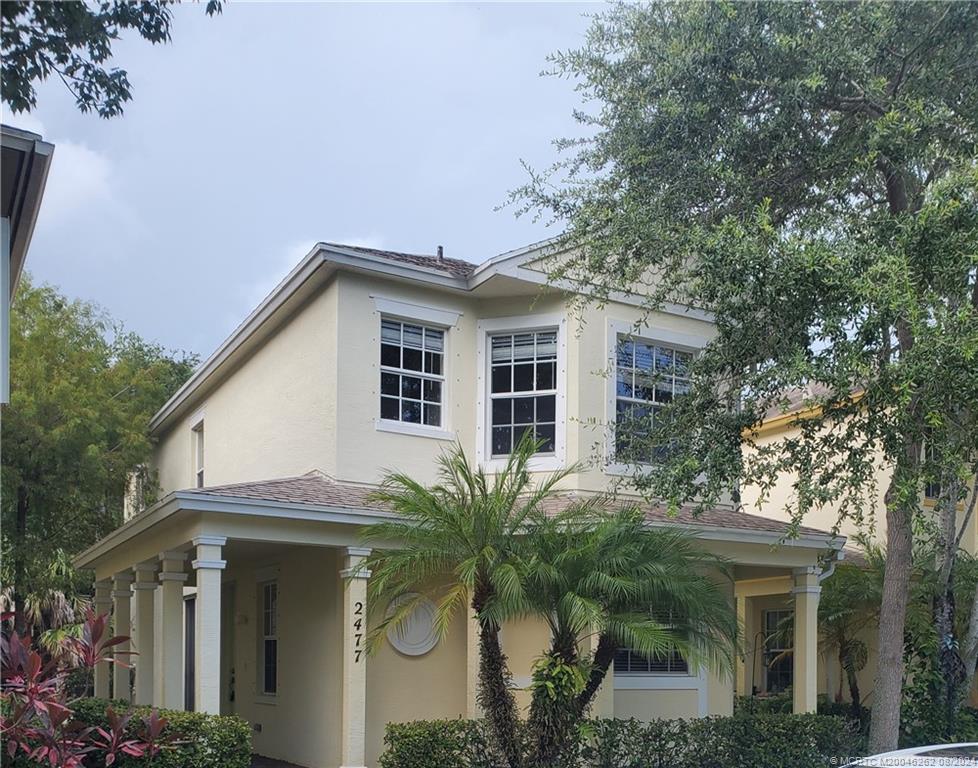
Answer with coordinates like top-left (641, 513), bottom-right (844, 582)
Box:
top-left (614, 336), bottom-right (692, 464)
top-left (380, 318), bottom-right (445, 428)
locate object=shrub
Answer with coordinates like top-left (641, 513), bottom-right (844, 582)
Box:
top-left (381, 713), bottom-right (865, 768)
top-left (70, 698), bottom-right (252, 768)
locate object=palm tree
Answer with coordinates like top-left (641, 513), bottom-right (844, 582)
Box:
top-left (362, 436), bottom-right (573, 768)
top-left (512, 505), bottom-right (737, 767)
top-left (818, 546), bottom-right (885, 717)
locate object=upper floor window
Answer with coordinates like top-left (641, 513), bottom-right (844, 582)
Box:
top-left (489, 330), bottom-right (557, 456)
top-left (192, 422), bottom-right (204, 488)
top-left (614, 337), bottom-right (692, 464)
top-left (380, 319), bottom-right (444, 428)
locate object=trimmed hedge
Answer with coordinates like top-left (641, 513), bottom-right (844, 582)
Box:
top-left (381, 713), bottom-right (865, 768)
top-left (7, 698), bottom-right (251, 768)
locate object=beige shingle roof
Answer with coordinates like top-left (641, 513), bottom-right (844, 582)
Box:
top-left (186, 471), bottom-right (833, 540)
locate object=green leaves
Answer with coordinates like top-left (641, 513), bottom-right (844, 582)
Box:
top-left (1, 1), bottom-right (222, 118)
top-left (1, 276), bottom-right (197, 624)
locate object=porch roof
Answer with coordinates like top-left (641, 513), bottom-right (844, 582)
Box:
top-left (74, 470), bottom-right (845, 573)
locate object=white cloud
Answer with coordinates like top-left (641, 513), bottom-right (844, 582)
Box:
top-left (2, 110), bottom-right (116, 227)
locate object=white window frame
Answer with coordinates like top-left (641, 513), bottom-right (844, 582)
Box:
top-left (762, 608), bottom-right (794, 695)
top-left (604, 319), bottom-right (709, 476)
top-left (190, 412), bottom-right (205, 488)
top-left (259, 580), bottom-right (279, 697)
top-left (476, 313), bottom-right (567, 472)
top-left (372, 297), bottom-right (459, 441)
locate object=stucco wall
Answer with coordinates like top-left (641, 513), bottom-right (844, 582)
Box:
top-left (153, 283), bottom-right (338, 495)
top-left (150, 266), bottom-right (724, 500)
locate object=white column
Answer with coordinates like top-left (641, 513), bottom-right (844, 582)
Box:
top-left (154, 551), bottom-right (187, 710)
top-left (132, 563), bottom-right (158, 705)
top-left (112, 573), bottom-right (134, 702)
top-left (93, 580), bottom-right (113, 699)
top-left (340, 547), bottom-right (371, 768)
top-left (792, 566), bottom-right (821, 714)
top-left (193, 536), bottom-right (226, 714)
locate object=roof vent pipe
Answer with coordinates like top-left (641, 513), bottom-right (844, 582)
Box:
top-left (437, 245), bottom-right (444, 260)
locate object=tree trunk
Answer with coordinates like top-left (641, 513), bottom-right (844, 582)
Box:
top-left (473, 588), bottom-right (522, 768)
top-left (933, 476), bottom-right (968, 738)
top-left (13, 485), bottom-right (29, 635)
top-left (574, 632), bottom-right (616, 718)
top-left (526, 629), bottom-right (579, 768)
top-left (868, 441), bottom-right (920, 753)
top-left (841, 644), bottom-right (862, 717)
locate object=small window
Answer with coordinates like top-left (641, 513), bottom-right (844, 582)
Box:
top-left (380, 319), bottom-right (445, 427)
top-left (489, 330), bottom-right (558, 456)
top-left (193, 423), bottom-right (204, 488)
top-left (763, 609), bottom-right (793, 694)
top-left (925, 443), bottom-right (941, 500)
top-left (261, 582), bottom-right (278, 695)
top-left (614, 336), bottom-right (692, 464)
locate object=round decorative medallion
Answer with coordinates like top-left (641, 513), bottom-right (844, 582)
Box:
top-left (385, 593), bottom-right (439, 656)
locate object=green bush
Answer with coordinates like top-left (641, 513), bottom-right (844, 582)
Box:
top-left (381, 713), bottom-right (865, 768)
top-left (41, 698), bottom-right (252, 768)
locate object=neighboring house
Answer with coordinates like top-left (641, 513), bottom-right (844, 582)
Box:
top-left (1, 124), bottom-right (54, 403)
top-left (740, 391), bottom-right (978, 707)
top-left (74, 241), bottom-right (844, 768)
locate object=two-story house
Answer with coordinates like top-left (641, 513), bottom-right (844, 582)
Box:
top-left (74, 240), bottom-right (844, 768)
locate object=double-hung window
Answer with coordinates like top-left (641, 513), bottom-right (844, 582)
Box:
top-left (261, 581), bottom-right (278, 695)
top-left (489, 330), bottom-right (557, 456)
top-left (763, 609), bottom-right (793, 694)
top-left (614, 336), bottom-right (692, 464)
top-left (380, 319), bottom-right (444, 428)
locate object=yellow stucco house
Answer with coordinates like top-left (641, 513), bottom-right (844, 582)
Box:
top-left (74, 241), bottom-right (846, 768)
top-left (741, 394), bottom-right (978, 710)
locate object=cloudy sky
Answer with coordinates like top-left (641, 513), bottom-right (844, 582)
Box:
top-left (5, 2), bottom-right (597, 358)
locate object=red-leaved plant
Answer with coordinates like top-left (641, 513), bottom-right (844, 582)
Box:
top-left (1, 609), bottom-right (171, 766)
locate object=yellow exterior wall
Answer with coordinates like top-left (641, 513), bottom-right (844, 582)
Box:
top-left (154, 282), bottom-right (339, 494)
top-left (150, 266), bottom-right (722, 500)
top-left (223, 546), bottom-right (343, 768)
top-left (365, 609), bottom-right (468, 766)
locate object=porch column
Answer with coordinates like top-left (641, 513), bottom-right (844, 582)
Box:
top-left (132, 563), bottom-right (158, 705)
top-left (735, 595), bottom-right (747, 696)
top-left (93, 580), bottom-right (113, 699)
top-left (154, 551), bottom-right (187, 710)
top-left (112, 573), bottom-right (134, 702)
top-left (340, 547), bottom-right (371, 768)
top-left (193, 536), bottom-right (226, 714)
top-left (791, 566), bottom-right (821, 713)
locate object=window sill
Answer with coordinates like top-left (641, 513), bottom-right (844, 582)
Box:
top-left (254, 695), bottom-right (277, 706)
top-left (483, 454), bottom-right (564, 473)
top-left (374, 419), bottom-right (456, 442)
top-left (614, 673), bottom-right (700, 690)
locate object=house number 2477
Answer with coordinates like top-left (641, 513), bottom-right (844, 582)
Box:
top-left (353, 601), bottom-right (364, 662)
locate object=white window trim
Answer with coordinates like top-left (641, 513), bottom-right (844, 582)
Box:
top-left (374, 310), bottom-right (455, 438)
top-left (259, 579), bottom-right (279, 698)
top-left (604, 319), bottom-right (709, 476)
top-left (371, 295), bottom-right (462, 328)
top-left (476, 313), bottom-right (568, 472)
top-left (189, 410), bottom-right (205, 489)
